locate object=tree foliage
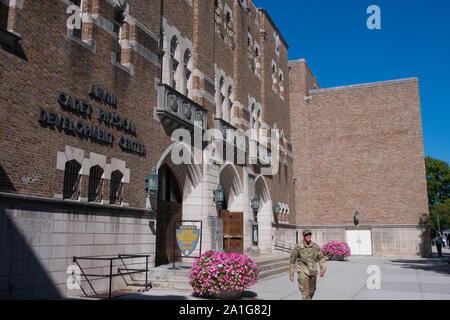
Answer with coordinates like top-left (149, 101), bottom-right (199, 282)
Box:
top-left (425, 156), bottom-right (450, 233)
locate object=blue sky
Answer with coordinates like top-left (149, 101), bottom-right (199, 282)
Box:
top-left (254, 0), bottom-right (450, 164)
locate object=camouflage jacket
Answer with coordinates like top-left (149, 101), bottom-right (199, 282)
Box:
top-left (289, 241), bottom-right (326, 277)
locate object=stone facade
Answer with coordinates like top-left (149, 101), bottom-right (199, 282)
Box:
top-left (0, 0), bottom-right (295, 298)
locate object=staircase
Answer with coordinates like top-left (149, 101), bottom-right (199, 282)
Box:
top-left (137, 252), bottom-right (291, 291)
top-left (254, 253), bottom-right (290, 279)
top-left (145, 264), bottom-right (193, 290)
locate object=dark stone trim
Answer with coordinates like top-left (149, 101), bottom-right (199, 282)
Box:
top-left (273, 223), bottom-right (431, 230)
top-left (0, 192), bottom-right (155, 218)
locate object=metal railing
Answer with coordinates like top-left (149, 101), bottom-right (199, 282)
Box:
top-left (73, 254), bottom-right (150, 299)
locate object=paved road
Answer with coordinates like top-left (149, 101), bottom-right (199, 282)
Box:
top-left (120, 246), bottom-right (450, 300)
top-left (251, 247), bottom-right (450, 300)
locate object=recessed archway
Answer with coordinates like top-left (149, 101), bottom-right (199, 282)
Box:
top-left (154, 142), bottom-right (203, 266)
top-left (219, 163), bottom-right (243, 211)
top-left (219, 163), bottom-right (245, 253)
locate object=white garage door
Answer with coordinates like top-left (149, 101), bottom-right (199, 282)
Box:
top-left (346, 230), bottom-right (372, 256)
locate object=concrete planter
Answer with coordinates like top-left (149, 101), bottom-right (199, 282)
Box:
top-left (327, 255), bottom-right (346, 261)
top-left (213, 289), bottom-right (244, 300)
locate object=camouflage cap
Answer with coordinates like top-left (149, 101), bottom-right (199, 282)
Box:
top-left (302, 229), bottom-right (312, 235)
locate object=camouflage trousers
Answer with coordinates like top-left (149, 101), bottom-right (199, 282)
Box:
top-left (297, 271), bottom-right (317, 300)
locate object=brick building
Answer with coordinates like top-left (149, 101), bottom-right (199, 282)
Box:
top-left (283, 60), bottom-right (430, 258)
top-left (0, 0), bottom-right (294, 298)
top-left (0, 0), bottom-right (429, 299)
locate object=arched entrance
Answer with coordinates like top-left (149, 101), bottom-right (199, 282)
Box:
top-left (219, 164), bottom-right (244, 254)
top-left (155, 142), bottom-right (202, 266)
top-left (155, 164), bottom-right (182, 266)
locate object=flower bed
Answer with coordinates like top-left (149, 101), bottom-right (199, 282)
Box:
top-left (189, 250), bottom-right (259, 298)
top-left (322, 241), bottom-right (351, 260)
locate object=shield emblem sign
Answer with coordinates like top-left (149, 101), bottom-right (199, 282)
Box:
top-left (176, 225), bottom-right (200, 257)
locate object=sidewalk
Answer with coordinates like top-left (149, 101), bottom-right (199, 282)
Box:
top-left (119, 247), bottom-right (450, 300)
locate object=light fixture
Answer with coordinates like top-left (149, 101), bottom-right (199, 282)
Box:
top-left (354, 210), bottom-right (360, 226)
top-left (213, 184), bottom-right (224, 216)
top-left (144, 167), bottom-right (159, 197)
top-left (274, 202), bottom-right (281, 216)
top-left (273, 202), bottom-right (281, 224)
top-left (251, 194), bottom-right (259, 221)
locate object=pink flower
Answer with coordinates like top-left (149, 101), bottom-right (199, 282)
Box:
top-left (322, 241), bottom-right (351, 258)
top-left (189, 251), bottom-right (259, 297)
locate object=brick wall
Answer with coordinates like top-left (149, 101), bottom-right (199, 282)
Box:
top-left (290, 61), bottom-right (429, 227)
top-left (0, 0), bottom-right (165, 209)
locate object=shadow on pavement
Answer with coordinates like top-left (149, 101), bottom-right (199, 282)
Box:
top-left (117, 290), bottom-right (260, 301)
top-left (389, 253), bottom-right (450, 276)
top-left (118, 294), bottom-right (189, 300)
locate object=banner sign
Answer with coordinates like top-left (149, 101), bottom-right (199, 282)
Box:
top-left (176, 225), bottom-right (200, 257)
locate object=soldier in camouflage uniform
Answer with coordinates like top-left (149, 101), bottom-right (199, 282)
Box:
top-left (289, 229), bottom-right (326, 300)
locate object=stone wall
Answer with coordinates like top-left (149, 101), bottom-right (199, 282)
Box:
top-left (0, 195), bottom-right (155, 299)
top-left (273, 224), bottom-right (432, 258)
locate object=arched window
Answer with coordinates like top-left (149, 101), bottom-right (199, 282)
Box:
top-left (88, 165), bottom-right (103, 202)
top-left (113, 6), bottom-right (126, 63)
top-left (272, 64), bottom-right (278, 91)
top-left (183, 49), bottom-right (191, 97)
top-left (227, 86), bottom-right (233, 122)
top-left (110, 170), bottom-right (123, 205)
top-left (250, 104), bottom-right (255, 128)
top-left (217, 76), bottom-right (225, 118)
top-left (257, 110), bottom-right (261, 140)
top-left (63, 160), bottom-right (81, 200)
top-left (279, 72), bottom-right (284, 98)
top-left (170, 36), bottom-right (179, 89)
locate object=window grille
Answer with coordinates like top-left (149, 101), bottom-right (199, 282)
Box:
top-left (88, 166), bottom-right (103, 202)
top-left (63, 160), bottom-right (82, 200)
top-left (110, 170), bottom-right (123, 205)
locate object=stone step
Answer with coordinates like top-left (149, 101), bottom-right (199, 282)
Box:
top-left (255, 255), bottom-right (289, 264)
top-left (147, 274), bottom-right (190, 283)
top-left (258, 265), bottom-right (289, 280)
top-left (258, 260), bottom-right (289, 272)
top-left (151, 281), bottom-right (192, 291)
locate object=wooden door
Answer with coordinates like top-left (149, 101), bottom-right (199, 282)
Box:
top-left (156, 201), bottom-right (182, 266)
top-left (220, 210), bottom-right (243, 254)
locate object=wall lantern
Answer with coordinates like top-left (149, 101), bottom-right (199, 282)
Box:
top-left (144, 167), bottom-right (159, 197)
top-left (354, 209), bottom-right (360, 226)
top-left (274, 202), bottom-right (281, 216)
top-left (213, 184), bottom-right (224, 216)
top-left (251, 194), bottom-right (259, 221)
top-left (273, 202), bottom-right (281, 224)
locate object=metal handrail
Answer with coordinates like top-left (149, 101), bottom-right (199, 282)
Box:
top-left (73, 254), bottom-right (150, 299)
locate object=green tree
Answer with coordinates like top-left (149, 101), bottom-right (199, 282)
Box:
top-left (425, 156), bottom-right (450, 233)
